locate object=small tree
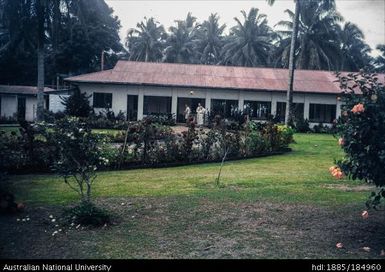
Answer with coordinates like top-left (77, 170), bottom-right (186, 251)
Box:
top-left (335, 71), bottom-right (385, 208)
top-left (47, 117), bottom-right (107, 203)
top-left (61, 88), bottom-right (92, 118)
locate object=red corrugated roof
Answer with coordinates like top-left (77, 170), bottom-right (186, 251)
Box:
top-left (65, 61), bottom-right (385, 95)
top-left (0, 85), bottom-right (54, 95)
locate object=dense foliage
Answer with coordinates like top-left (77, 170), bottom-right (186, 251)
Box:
top-left (0, 0), bottom-right (381, 87)
top-left (0, 0), bottom-right (124, 85)
top-left (61, 88), bottom-right (93, 117)
top-left (334, 71), bottom-right (385, 207)
top-left (0, 118), bottom-right (293, 173)
top-left (115, 119), bottom-right (293, 168)
top-left (125, 2), bottom-right (378, 71)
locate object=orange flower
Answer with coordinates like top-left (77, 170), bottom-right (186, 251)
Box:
top-left (351, 103), bottom-right (365, 114)
top-left (361, 210), bottom-right (369, 219)
top-left (329, 166), bottom-right (344, 179)
top-left (338, 138), bottom-right (345, 146)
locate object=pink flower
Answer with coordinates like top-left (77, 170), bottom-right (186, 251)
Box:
top-left (361, 210), bottom-right (369, 219)
top-left (351, 103), bottom-right (365, 114)
top-left (338, 138), bottom-right (345, 146)
top-left (336, 242), bottom-right (344, 249)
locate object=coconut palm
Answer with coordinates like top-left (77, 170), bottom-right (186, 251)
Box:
top-left (374, 44), bottom-right (385, 73)
top-left (274, 1), bottom-right (341, 70)
top-left (164, 12), bottom-right (199, 64)
top-left (36, 0), bottom-right (46, 121)
top-left (220, 8), bottom-right (276, 67)
top-left (267, 0), bottom-right (299, 125)
top-left (194, 13), bottom-right (226, 65)
top-left (338, 22), bottom-right (372, 71)
top-left (125, 17), bottom-right (166, 62)
top-left (268, 0), bottom-right (335, 125)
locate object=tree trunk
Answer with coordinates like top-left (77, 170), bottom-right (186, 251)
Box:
top-left (216, 148), bottom-right (228, 187)
top-left (86, 179), bottom-right (91, 203)
top-left (36, 0), bottom-right (45, 121)
top-left (285, 0), bottom-right (300, 126)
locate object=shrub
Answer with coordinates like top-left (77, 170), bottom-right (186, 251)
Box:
top-left (334, 71), bottom-right (385, 208)
top-left (312, 122), bottom-right (336, 134)
top-left (146, 113), bottom-right (176, 126)
top-left (61, 88), bottom-right (92, 118)
top-left (63, 201), bottom-right (111, 227)
top-left (43, 110), bottom-right (66, 123)
top-left (45, 117), bottom-right (108, 203)
top-left (0, 116), bottom-right (18, 124)
top-left (293, 117), bottom-right (310, 133)
top-left (277, 125), bottom-right (295, 147)
top-left (245, 125), bottom-right (267, 156)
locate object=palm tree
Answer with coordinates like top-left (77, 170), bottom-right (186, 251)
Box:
top-left (268, 0), bottom-right (335, 125)
top-left (274, 2), bottom-right (341, 70)
top-left (36, 0), bottom-right (46, 121)
top-left (374, 44), bottom-right (385, 73)
top-left (125, 17), bottom-right (166, 62)
top-left (338, 22), bottom-right (372, 71)
top-left (163, 12), bottom-right (199, 64)
top-left (194, 13), bottom-right (226, 65)
top-left (220, 8), bottom-right (276, 67)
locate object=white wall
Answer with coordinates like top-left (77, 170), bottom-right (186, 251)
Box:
top-left (76, 83), bottom-right (341, 124)
top-left (25, 96), bottom-right (37, 121)
top-left (0, 95), bottom-right (37, 121)
top-left (49, 94), bottom-right (68, 113)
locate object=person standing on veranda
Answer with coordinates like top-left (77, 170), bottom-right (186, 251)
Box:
top-left (196, 103), bottom-right (205, 126)
top-left (184, 104), bottom-right (191, 124)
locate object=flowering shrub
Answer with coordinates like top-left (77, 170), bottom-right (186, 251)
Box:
top-left (114, 119), bottom-right (293, 168)
top-left (335, 71), bottom-right (385, 208)
top-left (45, 117), bottom-right (108, 203)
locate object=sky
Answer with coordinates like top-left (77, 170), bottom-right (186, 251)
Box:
top-left (105, 0), bottom-right (385, 57)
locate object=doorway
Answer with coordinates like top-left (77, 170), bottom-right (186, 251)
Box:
top-left (127, 95), bottom-right (138, 121)
top-left (177, 98), bottom-right (205, 123)
top-left (17, 96), bottom-right (26, 120)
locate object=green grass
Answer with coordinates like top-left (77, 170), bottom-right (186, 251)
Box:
top-left (3, 133), bottom-right (383, 259)
top-left (0, 125), bottom-right (20, 135)
top-left (8, 133), bottom-right (370, 206)
top-left (0, 126), bottom-right (122, 136)
top-left (91, 129), bottom-right (123, 136)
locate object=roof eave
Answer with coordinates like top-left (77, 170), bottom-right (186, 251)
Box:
top-left (65, 79), bottom-right (341, 96)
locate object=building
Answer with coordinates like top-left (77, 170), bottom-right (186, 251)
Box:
top-left (65, 61), bottom-right (384, 126)
top-left (0, 85), bottom-right (56, 121)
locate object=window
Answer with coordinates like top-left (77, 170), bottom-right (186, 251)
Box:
top-left (93, 92), bottom-right (112, 108)
top-left (143, 96), bottom-right (172, 115)
top-left (244, 101), bottom-right (271, 120)
top-left (211, 99), bottom-right (238, 118)
top-left (309, 104), bottom-right (336, 123)
top-left (276, 102), bottom-right (304, 122)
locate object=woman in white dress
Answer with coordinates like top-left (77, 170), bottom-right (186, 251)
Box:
top-left (184, 104), bottom-right (191, 123)
top-left (196, 103), bottom-right (205, 126)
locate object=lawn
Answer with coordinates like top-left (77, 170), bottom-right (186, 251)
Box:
top-left (1, 133), bottom-right (384, 259)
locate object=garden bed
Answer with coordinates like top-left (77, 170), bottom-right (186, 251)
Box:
top-left (1, 133), bottom-right (382, 259)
